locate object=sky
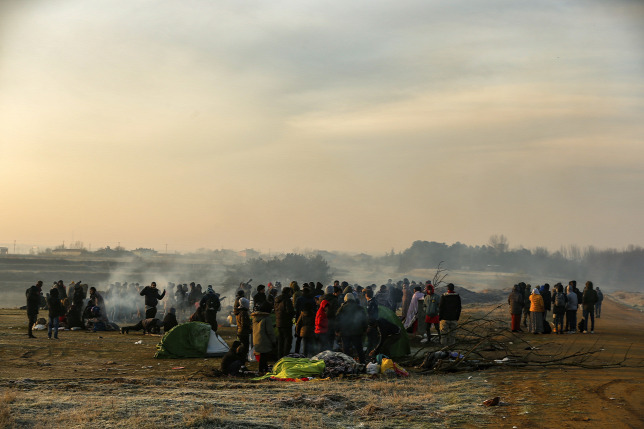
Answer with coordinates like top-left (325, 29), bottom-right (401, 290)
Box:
top-left (1, 0), bottom-right (643, 255)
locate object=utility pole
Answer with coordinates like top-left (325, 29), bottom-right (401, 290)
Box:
top-left (13, 240), bottom-right (16, 253)
top-left (165, 243), bottom-right (168, 254)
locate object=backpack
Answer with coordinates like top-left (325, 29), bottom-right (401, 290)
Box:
top-left (206, 294), bottom-right (221, 312)
top-left (554, 292), bottom-right (567, 311)
top-left (425, 295), bottom-right (439, 318)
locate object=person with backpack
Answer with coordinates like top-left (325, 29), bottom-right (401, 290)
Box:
top-left (201, 286), bottom-right (221, 332)
top-left (424, 282), bottom-right (441, 341)
top-left (508, 284), bottom-right (524, 332)
top-left (521, 283), bottom-right (531, 328)
top-left (552, 283), bottom-right (567, 335)
top-left (582, 281), bottom-right (598, 333)
top-left (595, 287), bottom-right (604, 318)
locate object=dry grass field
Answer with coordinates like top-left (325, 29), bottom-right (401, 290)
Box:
top-left (1, 297), bottom-right (643, 428)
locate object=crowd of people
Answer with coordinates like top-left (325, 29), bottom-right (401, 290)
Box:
top-left (24, 278), bottom-right (465, 375)
top-left (507, 280), bottom-right (603, 335)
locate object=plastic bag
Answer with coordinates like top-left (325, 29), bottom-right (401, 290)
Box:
top-left (380, 358), bottom-right (395, 373)
top-left (366, 362), bottom-right (381, 375)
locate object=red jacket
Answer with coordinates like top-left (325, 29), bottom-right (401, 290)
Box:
top-left (315, 300), bottom-right (329, 334)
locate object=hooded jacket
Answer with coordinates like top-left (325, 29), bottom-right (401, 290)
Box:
top-left (508, 285), bottom-right (524, 315)
top-left (335, 299), bottom-right (367, 337)
top-left (315, 299), bottom-right (329, 334)
top-left (252, 311), bottom-right (276, 354)
top-left (566, 286), bottom-right (578, 311)
top-left (274, 293), bottom-right (295, 328)
top-left (140, 286), bottom-right (165, 308)
top-left (529, 290), bottom-right (545, 312)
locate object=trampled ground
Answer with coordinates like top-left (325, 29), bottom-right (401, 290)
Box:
top-left (0, 297), bottom-right (642, 428)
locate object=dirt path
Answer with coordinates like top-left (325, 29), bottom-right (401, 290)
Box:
top-left (1, 297), bottom-right (643, 428)
top-left (484, 297), bottom-right (644, 428)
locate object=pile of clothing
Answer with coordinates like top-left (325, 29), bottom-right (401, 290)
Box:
top-left (311, 350), bottom-right (363, 378)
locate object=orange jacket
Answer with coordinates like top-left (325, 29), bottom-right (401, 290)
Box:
top-left (529, 294), bottom-right (545, 312)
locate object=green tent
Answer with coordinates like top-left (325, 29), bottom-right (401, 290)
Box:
top-left (377, 305), bottom-right (411, 358)
top-left (155, 322), bottom-right (229, 359)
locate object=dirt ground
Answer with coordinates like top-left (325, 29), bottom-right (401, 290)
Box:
top-left (0, 297), bottom-right (642, 428)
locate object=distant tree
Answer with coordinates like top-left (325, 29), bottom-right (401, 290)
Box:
top-left (488, 234), bottom-right (509, 254)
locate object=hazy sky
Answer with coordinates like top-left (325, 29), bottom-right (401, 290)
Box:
top-left (1, 0), bottom-right (643, 254)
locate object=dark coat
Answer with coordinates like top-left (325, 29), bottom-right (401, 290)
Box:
top-left (26, 286), bottom-right (41, 315)
top-left (296, 309), bottom-right (316, 338)
top-left (322, 292), bottom-right (339, 320)
top-left (274, 294), bottom-right (295, 328)
top-left (236, 307), bottom-right (252, 338)
top-left (508, 285), bottom-right (524, 315)
top-left (47, 289), bottom-right (65, 319)
top-left (140, 286), bottom-right (165, 308)
top-left (252, 311), bottom-right (276, 354)
top-left (582, 287), bottom-right (598, 311)
top-left (439, 292), bottom-right (462, 321)
top-left (163, 312), bottom-right (178, 332)
top-left (335, 300), bottom-right (367, 337)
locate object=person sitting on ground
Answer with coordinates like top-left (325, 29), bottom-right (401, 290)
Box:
top-left (163, 307), bottom-right (178, 333)
top-left (220, 340), bottom-right (247, 377)
top-left (189, 301), bottom-right (206, 322)
top-left (120, 318), bottom-right (163, 335)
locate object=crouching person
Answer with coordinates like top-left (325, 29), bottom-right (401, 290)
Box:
top-left (221, 340), bottom-right (247, 376)
top-left (120, 318), bottom-right (163, 335)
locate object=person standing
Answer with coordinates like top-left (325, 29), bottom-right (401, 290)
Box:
top-left (274, 287), bottom-right (295, 359)
top-left (252, 301), bottom-right (276, 374)
top-left (235, 298), bottom-right (252, 355)
top-left (335, 294), bottom-right (367, 364)
top-left (565, 284), bottom-right (579, 333)
top-left (582, 281), bottom-right (598, 333)
top-left (25, 281), bottom-right (43, 338)
top-left (552, 283), bottom-right (567, 335)
top-left (424, 282), bottom-right (441, 342)
top-left (438, 283), bottom-right (462, 346)
top-left (46, 287), bottom-right (65, 339)
top-left (508, 284), bottom-right (524, 332)
top-left (139, 281), bottom-right (166, 319)
top-left (595, 287), bottom-right (604, 318)
top-left (529, 288), bottom-right (545, 334)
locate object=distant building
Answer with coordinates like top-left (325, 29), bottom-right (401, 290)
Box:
top-left (132, 248), bottom-right (158, 257)
top-left (52, 248), bottom-right (83, 256)
top-left (0, 247), bottom-right (8, 255)
top-left (238, 249), bottom-right (260, 259)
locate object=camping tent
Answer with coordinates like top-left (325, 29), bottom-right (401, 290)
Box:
top-left (155, 322), bottom-right (229, 359)
top-left (377, 305), bottom-right (411, 358)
